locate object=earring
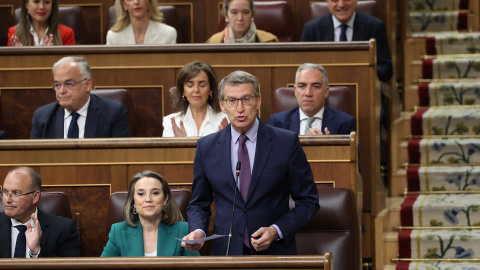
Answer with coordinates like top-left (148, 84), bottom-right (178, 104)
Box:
top-left (225, 18), bottom-right (229, 23)
top-left (132, 206), bottom-right (137, 215)
top-left (251, 18), bottom-right (254, 22)
top-left (182, 95), bottom-right (186, 101)
top-left (209, 94), bottom-right (213, 100)
top-left (162, 205), bottom-right (167, 213)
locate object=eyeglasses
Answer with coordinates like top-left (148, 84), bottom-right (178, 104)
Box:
top-left (223, 95), bottom-right (257, 107)
top-left (52, 78), bottom-right (87, 91)
top-left (1, 188), bottom-right (37, 199)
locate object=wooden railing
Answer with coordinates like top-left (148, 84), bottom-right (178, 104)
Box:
top-left (0, 254), bottom-right (332, 270)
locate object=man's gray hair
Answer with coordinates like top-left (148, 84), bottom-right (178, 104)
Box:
top-left (52, 56), bottom-right (91, 79)
top-left (295, 63), bottom-right (328, 86)
top-left (218, 70), bottom-right (260, 99)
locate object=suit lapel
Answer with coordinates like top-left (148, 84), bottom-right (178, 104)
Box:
top-left (289, 108), bottom-right (301, 135)
top-left (156, 223), bottom-right (176, 256)
top-left (247, 120), bottom-right (273, 202)
top-left (0, 214), bottom-right (12, 258)
top-left (352, 13), bottom-right (365, 41)
top-left (218, 127), bottom-right (237, 192)
top-left (54, 106), bottom-right (65, 138)
top-left (124, 24), bottom-right (135, 44)
top-left (144, 22), bottom-right (157, 44)
top-left (37, 210), bottom-right (50, 251)
top-left (322, 107), bottom-right (337, 134)
top-left (84, 95), bottom-right (98, 138)
top-left (123, 222), bottom-right (144, 256)
top-left (326, 15), bottom-right (335, 41)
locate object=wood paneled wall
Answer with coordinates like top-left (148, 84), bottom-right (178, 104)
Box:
top-left (0, 135), bottom-right (357, 257)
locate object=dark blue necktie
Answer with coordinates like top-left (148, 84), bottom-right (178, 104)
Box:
top-left (340, 24), bottom-right (348, 41)
top-left (14, 225), bottom-right (27, 258)
top-left (67, 112), bottom-right (80, 138)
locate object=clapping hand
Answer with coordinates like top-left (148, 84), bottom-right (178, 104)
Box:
top-left (26, 213), bottom-right (42, 256)
top-left (306, 127), bottom-right (330, 135)
top-left (171, 117), bottom-right (187, 137)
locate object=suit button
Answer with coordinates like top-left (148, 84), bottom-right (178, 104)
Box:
top-left (239, 233), bottom-right (244, 237)
top-left (243, 208), bottom-right (248, 213)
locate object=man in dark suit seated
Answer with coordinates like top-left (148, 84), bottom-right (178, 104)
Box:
top-left (269, 63), bottom-right (356, 135)
top-left (30, 56), bottom-right (131, 139)
top-left (182, 71), bottom-right (319, 255)
top-left (0, 167), bottom-right (81, 257)
top-left (301, 0), bottom-right (393, 83)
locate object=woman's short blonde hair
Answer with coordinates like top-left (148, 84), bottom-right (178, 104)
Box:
top-left (110, 0), bottom-right (164, 32)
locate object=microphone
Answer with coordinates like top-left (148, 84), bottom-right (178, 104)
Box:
top-left (226, 161), bottom-right (241, 256)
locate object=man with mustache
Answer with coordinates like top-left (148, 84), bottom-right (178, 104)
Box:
top-left (268, 63), bottom-right (356, 135)
top-left (30, 56), bottom-right (131, 139)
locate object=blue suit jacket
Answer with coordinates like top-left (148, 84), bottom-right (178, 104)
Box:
top-left (268, 106), bottom-right (356, 135)
top-left (187, 119), bottom-right (320, 255)
top-left (101, 221), bottom-right (199, 257)
top-left (30, 94), bottom-right (131, 138)
top-left (0, 209), bottom-right (81, 257)
top-left (301, 12), bottom-right (393, 82)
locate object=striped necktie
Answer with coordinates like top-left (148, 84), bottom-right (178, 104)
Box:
top-left (304, 117), bottom-right (316, 135)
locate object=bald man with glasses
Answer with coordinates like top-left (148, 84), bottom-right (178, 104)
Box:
top-left (0, 167), bottom-right (81, 258)
top-left (30, 56), bottom-right (131, 139)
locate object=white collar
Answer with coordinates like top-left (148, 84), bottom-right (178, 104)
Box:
top-left (64, 96), bottom-right (90, 119)
top-left (29, 25), bottom-right (49, 46)
top-left (11, 208), bottom-right (38, 227)
top-left (299, 106), bottom-right (325, 121)
top-left (332, 11), bottom-right (356, 29)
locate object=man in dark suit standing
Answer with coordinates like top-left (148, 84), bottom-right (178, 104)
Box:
top-left (30, 56), bottom-right (131, 139)
top-left (301, 0), bottom-right (393, 83)
top-left (269, 63), bottom-right (356, 135)
top-left (0, 167), bottom-right (81, 258)
top-left (182, 71), bottom-right (319, 255)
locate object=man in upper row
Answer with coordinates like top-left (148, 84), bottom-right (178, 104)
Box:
top-left (301, 0), bottom-right (393, 83)
top-left (269, 63), bottom-right (356, 135)
top-left (30, 56), bottom-right (131, 139)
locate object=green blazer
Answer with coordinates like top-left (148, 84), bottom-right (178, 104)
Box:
top-left (101, 221), bottom-right (199, 257)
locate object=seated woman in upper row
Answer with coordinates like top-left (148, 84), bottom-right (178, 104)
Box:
top-left (207, 0), bottom-right (278, 43)
top-left (8, 0), bottom-right (75, 46)
top-left (162, 61), bottom-right (228, 137)
top-left (107, 0), bottom-right (177, 45)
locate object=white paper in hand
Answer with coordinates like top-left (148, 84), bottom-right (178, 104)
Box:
top-left (176, 234), bottom-right (228, 244)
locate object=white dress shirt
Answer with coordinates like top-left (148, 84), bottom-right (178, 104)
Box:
top-left (332, 12), bottom-right (356, 41)
top-left (299, 107), bottom-right (324, 135)
top-left (63, 97), bottom-right (90, 138)
top-left (162, 105), bottom-right (226, 137)
top-left (10, 208), bottom-right (39, 258)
